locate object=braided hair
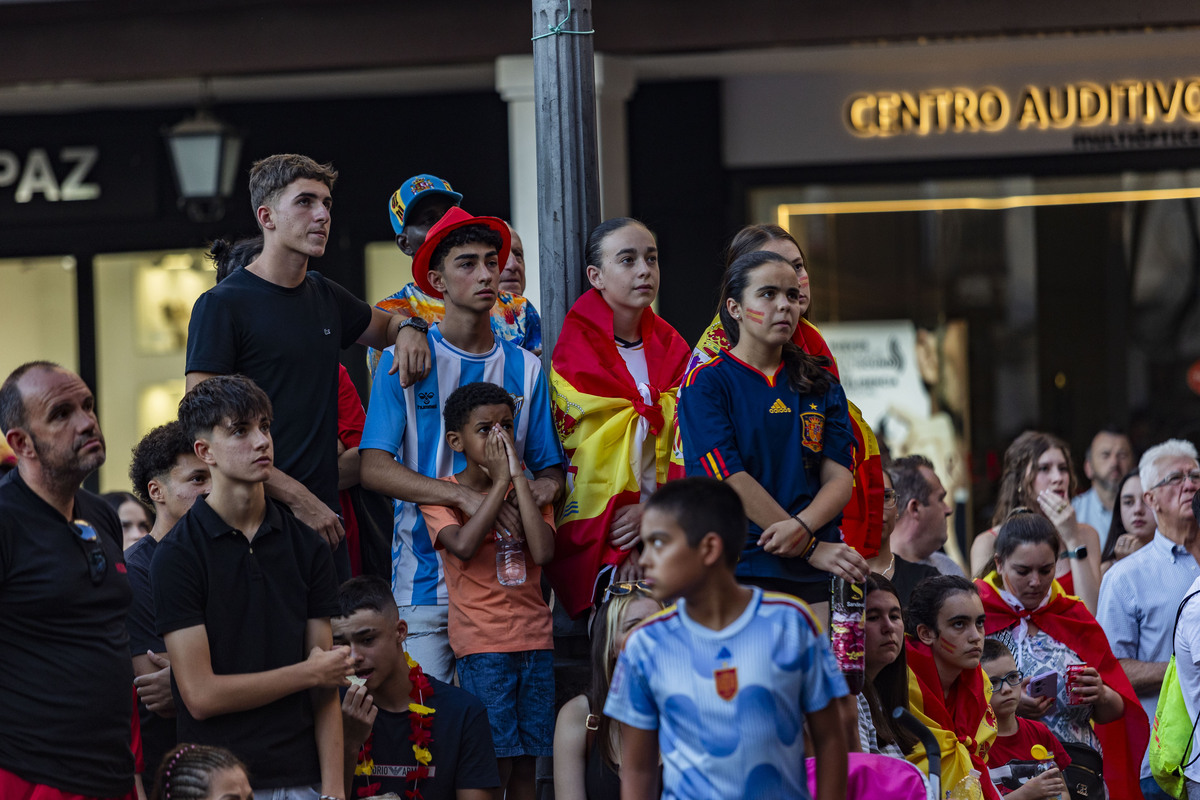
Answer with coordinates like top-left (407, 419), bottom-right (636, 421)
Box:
top-left (150, 744), bottom-right (247, 800)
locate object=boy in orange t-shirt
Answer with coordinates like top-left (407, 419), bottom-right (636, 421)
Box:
top-left (420, 381), bottom-right (555, 800)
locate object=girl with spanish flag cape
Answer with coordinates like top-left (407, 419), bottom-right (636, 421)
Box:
top-left (976, 571), bottom-right (1149, 800)
top-left (689, 224), bottom-right (883, 557)
top-left (547, 219), bottom-right (691, 617)
top-left (904, 576), bottom-right (1002, 800)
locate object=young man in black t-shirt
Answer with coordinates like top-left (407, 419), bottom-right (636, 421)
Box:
top-left (152, 375), bottom-right (352, 798)
top-left (125, 420), bottom-right (212, 775)
top-left (185, 153), bottom-right (429, 578)
top-left (334, 575), bottom-right (499, 800)
top-left (0, 361), bottom-right (137, 799)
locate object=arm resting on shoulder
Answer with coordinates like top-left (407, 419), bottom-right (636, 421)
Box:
top-left (361, 449), bottom-right (483, 515)
top-left (619, 724), bottom-right (660, 800)
top-left (185, 370), bottom-right (220, 392)
top-left (164, 623), bottom-right (350, 721)
top-left (437, 481), bottom-right (510, 561)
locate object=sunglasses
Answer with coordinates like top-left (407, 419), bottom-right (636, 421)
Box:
top-left (603, 580), bottom-right (652, 602)
top-left (989, 670), bottom-right (1021, 693)
top-left (72, 519), bottom-right (107, 586)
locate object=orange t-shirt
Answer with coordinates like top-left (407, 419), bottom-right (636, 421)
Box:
top-left (420, 476), bottom-right (555, 658)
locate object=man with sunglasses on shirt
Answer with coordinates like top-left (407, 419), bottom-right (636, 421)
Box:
top-left (0, 361), bottom-right (138, 800)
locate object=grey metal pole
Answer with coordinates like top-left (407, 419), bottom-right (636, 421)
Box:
top-left (531, 0), bottom-right (601, 374)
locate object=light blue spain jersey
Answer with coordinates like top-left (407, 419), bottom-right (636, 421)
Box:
top-left (360, 326), bottom-right (563, 606)
top-left (604, 587), bottom-right (848, 800)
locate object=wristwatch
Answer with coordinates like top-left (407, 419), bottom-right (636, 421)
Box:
top-left (399, 316), bottom-right (429, 334)
top-left (1061, 545), bottom-right (1088, 560)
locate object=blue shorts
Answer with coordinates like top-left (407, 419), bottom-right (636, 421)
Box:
top-left (457, 650), bottom-right (554, 758)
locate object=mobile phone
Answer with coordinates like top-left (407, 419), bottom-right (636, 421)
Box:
top-left (1027, 670), bottom-right (1058, 699)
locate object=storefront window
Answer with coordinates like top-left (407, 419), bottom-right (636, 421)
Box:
top-left (753, 169), bottom-right (1200, 533)
top-left (94, 249), bottom-right (214, 492)
top-left (0, 255), bottom-right (78, 383)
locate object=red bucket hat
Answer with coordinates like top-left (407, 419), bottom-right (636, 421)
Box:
top-left (411, 206), bottom-right (512, 299)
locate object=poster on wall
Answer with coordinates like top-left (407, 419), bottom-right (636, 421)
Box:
top-left (821, 319), bottom-right (972, 563)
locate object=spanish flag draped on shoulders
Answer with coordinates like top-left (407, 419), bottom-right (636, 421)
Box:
top-left (905, 636), bottom-right (1002, 800)
top-left (976, 572), bottom-right (1149, 800)
top-left (689, 312), bottom-right (884, 556)
top-left (548, 288), bottom-right (691, 617)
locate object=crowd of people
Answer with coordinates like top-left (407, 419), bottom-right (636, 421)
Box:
top-left (0, 151), bottom-right (1197, 800)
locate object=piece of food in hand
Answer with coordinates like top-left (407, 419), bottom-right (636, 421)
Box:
top-left (347, 674), bottom-right (367, 687)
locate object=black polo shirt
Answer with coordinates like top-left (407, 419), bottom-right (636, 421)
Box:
top-left (151, 495), bottom-right (339, 789)
top-left (0, 469), bottom-right (134, 796)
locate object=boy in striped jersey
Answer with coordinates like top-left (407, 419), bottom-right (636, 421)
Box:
top-left (359, 208), bottom-right (563, 683)
top-left (605, 477), bottom-right (849, 800)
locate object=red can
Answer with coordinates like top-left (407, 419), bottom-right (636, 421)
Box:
top-left (1065, 663), bottom-right (1088, 705)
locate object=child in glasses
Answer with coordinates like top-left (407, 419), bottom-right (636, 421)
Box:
top-left (981, 638), bottom-right (1070, 798)
top-left (419, 381), bottom-right (556, 800)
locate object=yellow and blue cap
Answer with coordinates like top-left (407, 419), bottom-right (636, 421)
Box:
top-left (388, 174), bottom-right (463, 235)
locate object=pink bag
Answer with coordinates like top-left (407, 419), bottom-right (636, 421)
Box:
top-left (808, 752), bottom-right (932, 800)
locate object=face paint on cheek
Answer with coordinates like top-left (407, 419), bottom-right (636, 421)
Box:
top-left (797, 275), bottom-right (810, 289)
top-left (744, 309), bottom-right (765, 323)
top-left (939, 638), bottom-right (957, 655)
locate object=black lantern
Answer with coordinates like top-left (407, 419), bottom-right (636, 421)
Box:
top-left (163, 105), bottom-right (242, 222)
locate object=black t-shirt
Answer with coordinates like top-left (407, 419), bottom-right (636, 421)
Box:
top-left (185, 268), bottom-right (373, 512)
top-left (349, 676), bottom-right (499, 800)
top-left (0, 470), bottom-right (134, 796)
top-left (124, 534), bottom-right (175, 776)
top-left (891, 554), bottom-right (941, 608)
top-left (151, 496), bottom-right (340, 789)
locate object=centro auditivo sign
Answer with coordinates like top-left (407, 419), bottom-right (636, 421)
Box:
top-left (845, 78), bottom-right (1200, 136)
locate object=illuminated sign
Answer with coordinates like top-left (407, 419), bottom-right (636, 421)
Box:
top-left (0, 147), bottom-right (100, 203)
top-left (845, 78), bottom-right (1200, 137)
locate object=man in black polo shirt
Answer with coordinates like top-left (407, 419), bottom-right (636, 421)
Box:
top-left (185, 153), bottom-right (429, 579)
top-left (0, 361), bottom-right (136, 799)
top-left (152, 374), bottom-right (352, 799)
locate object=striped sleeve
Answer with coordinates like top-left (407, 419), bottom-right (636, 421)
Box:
top-left (677, 359), bottom-right (744, 480)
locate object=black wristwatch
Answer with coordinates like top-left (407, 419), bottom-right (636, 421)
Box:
top-left (398, 316), bottom-right (430, 334)
top-left (1061, 545), bottom-right (1088, 560)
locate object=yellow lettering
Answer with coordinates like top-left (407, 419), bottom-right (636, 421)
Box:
top-left (977, 88), bottom-right (1010, 131)
top-left (1018, 87), bottom-right (1048, 129)
top-left (846, 93), bottom-right (879, 136)
top-left (1077, 82), bottom-right (1108, 127)
top-left (953, 88), bottom-right (979, 131)
top-left (1046, 85), bottom-right (1077, 129)
top-left (898, 92), bottom-right (924, 134)
top-left (877, 92), bottom-right (902, 135)
top-left (1149, 80), bottom-right (1182, 123)
top-left (1183, 80), bottom-right (1200, 122)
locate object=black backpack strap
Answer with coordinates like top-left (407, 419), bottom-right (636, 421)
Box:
top-left (1172, 589), bottom-right (1200, 768)
top-left (1173, 589), bottom-right (1200, 652)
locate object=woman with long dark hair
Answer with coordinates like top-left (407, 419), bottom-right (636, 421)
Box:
top-left (969, 431), bottom-right (1102, 613)
top-left (1100, 470), bottom-right (1156, 574)
top-left (678, 249), bottom-right (868, 622)
top-left (856, 574), bottom-right (918, 758)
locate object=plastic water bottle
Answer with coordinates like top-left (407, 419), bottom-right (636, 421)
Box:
top-left (496, 534), bottom-right (526, 586)
top-left (947, 770), bottom-right (984, 800)
top-left (830, 576), bottom-right (865, 694)
top-left (1030, 745), bottom-right (1062, 800)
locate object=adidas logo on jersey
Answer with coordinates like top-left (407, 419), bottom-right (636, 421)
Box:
top-left (769, 398), bottom-right (791, 414)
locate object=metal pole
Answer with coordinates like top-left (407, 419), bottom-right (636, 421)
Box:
top-left (531, 0), bottom-right (601, 373)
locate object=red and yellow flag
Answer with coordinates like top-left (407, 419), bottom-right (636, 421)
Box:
top-left (690, 314), bottom-right (883, 556)
top-left (548, 289), bottom-right (691, 617)
top-left (906, 637), bottom-right (1002, 800)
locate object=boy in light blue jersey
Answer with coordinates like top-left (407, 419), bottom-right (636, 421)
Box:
top-left (359, 207), bottom-right (563, 682)
top-left (605, 477), bottom-right (848, 800)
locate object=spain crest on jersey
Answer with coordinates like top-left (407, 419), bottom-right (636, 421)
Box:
top-left (714, 666), bottom-right (738, 701)
top-left (801, 411), bottom-right (824, 453)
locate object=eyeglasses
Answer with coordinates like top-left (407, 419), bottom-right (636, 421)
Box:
top-left (603, 580), bottom-right (652, 602)
top-left (72, 519), bottom-right (107, 586)
top-left (989, 670), bottom-right (1022, 693)
top-left (1149, 470), bottom-right (1200, 492)
top-left (883, 489), bottom-right (898, 509)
